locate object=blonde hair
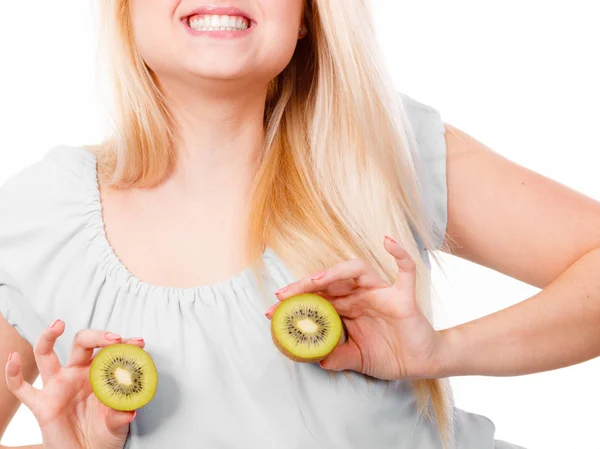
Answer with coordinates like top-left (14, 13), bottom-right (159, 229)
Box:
top-left (93, 0), bottom-right (453, 444)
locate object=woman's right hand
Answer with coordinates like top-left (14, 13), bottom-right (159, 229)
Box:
top-left (4, 320), bottom-right (145, 449)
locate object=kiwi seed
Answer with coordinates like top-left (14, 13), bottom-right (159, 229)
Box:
top-left (270, 293), bottom-right (345, 363)
top-left (89, 343), bottom-right (158, 411)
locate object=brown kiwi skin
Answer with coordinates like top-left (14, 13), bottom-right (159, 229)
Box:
top-left (270, 318), bottom-right (348, 363)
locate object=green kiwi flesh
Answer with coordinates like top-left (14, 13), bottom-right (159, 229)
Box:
top-left (270, 293), bottom-right (344, 362)
top-left (89, 343), bottom-right (158, 411)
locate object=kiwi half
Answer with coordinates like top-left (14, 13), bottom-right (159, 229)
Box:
top-left (89, 343), bottom-right (158, 411)
top-left (271, 293), bottom-right (345, 363)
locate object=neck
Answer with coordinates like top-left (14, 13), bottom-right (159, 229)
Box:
top-left (159, 76), bottom-right (268, 198)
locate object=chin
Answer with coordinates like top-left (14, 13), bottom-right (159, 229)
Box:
top-left (192, 62), bottom-right (247, 77)
top-left (180, 58), bottom-right (278, 86)
top-left (185, 66), bottom-right (252, 82)
top-left (176, 54), bottom-right (251, 77)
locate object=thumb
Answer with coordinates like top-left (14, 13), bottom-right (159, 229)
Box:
top-left (105, 408), bottom-right (136, 437)
top-left (384, 236), bottom-right (416, 299)
top-left (319, 340), bottom-right (361, 372)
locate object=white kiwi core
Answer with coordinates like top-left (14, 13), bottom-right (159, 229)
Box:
top-left (115, 367), bottom-right (133, 386)
top-left (296, 318), bottom-right (319, 334)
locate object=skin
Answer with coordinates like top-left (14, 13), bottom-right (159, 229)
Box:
top-left (96, 0), bottom-right (305, 289)
top-left (3, 1), bottom-right (600, 448)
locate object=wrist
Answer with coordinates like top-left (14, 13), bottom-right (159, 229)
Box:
top-left (437, 325), bottom-right (469, 377)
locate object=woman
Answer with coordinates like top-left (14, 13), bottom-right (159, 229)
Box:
top-left (1, 0), bottom-right (599, 448)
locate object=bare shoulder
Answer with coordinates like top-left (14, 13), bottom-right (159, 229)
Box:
top-left (442, 123), bottom-right (600, 288)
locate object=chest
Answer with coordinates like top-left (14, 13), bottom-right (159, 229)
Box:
top-left (99, 183), bottom-right (254, 288)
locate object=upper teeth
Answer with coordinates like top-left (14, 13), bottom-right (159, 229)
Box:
top-left (189, 14), bottom-right (249, 31)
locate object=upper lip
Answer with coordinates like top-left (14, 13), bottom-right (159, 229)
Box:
top-left (183, 5), bottom-right (254, 22)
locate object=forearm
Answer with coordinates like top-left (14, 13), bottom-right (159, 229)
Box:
top-left (439, 246), bottom-right (600, 377)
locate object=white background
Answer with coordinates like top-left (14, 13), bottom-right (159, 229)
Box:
top-left (1, 1), bottom-right (599, 448)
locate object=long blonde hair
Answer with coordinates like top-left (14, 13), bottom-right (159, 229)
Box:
top-left (94, 0), bottom-right (453, 444)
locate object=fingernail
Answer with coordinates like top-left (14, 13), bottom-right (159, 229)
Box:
top-left (274, 285), bottom-right (289, 295)
top-left (131, 337), bottom-right (144, 343)
top-left (128, 411), bottom-right (137, 423)
top-left (311, 271), bottom-right (326, 280)
top-left (385, 235), bottom-right (398, 244)
top-left (7, 352), bottom-right (13, 362)
top-left (49, 319), bottom-right (61, 328)
top-left (265, 304), bottom-right (277, 316)
top-left (105, 332), bottom-right (121, 341)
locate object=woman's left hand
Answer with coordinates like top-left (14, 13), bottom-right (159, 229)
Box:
top-left (265, 236), bottom-right (450, 381)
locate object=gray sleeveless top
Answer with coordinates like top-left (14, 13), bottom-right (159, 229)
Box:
top-left (0, 93), bottom-right (525, 448)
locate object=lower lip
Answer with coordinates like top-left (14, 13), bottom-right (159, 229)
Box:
top-left (183, 19), bottom-right (254, 38)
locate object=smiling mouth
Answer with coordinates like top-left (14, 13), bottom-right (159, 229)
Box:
top-left (186, 13), bottom-right (251, 32)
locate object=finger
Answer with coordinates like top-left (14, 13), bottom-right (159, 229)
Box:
top-left (67, 330), bottom-right (122, 367)
top-left (339, 321), bottom-right (348, 345)
top-left (384, 236), bottom-right (417, 299)
top-left (5, 352), bottom-right (38, 408)
top-left (264, 302), bottom-right (278, 320)
top-left (276, 259), bottom-right (387, 301)
top-left (328, 295), bottom-right (367, 319)
top-left (106, 409), bottom-right (136, 438)
top-left (322, 279), bottom-right (359, 297)
top-left (319, 339), bottom-right (362, 372)
top-left (123, 337), bottom-right (146, 349)
top-left (34, 319), bottom-right (65, 382)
